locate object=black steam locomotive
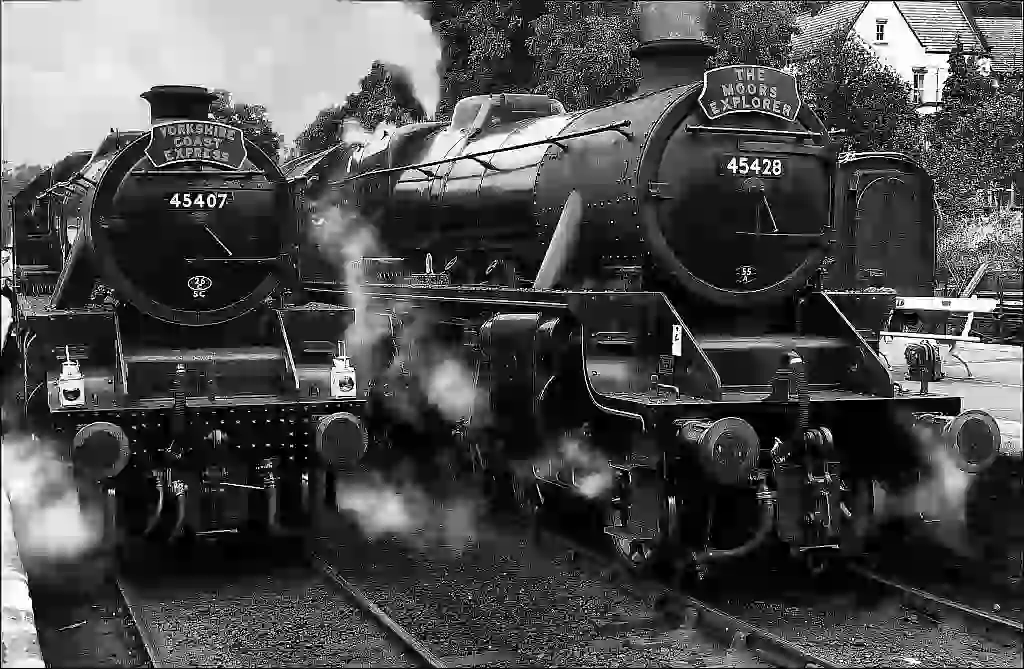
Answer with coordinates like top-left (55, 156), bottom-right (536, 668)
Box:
top-left (297, 2), bottom-right (1004, 576)
top-left (5, 86), bottom-right (368, 550)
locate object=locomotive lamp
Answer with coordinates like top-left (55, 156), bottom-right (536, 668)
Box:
top-left (57, 346), bottom-right (85, 408)
top-left (676, 417), bottom-right (760, 487)
top-left (330, 342), bottom-right (357, 399)
top-left (912, 410), bottom-right (1001, 474)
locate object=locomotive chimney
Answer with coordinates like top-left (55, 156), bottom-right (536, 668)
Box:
top-left (631, 1), bottom-right (716, 94)
top-left (140, 85), bottom-right (217, 125)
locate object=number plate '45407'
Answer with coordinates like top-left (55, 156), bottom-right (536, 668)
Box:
top-left (720, 154), bottom-right (787, 178)
top-left (167, 192), bottom-right (234, 209)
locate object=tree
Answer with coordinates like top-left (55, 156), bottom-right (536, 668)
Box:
top-left (795, 30), bottom-right (922, 153)
top-left (930, 37), bottom-right (996, 136)
top-left (963, 1), bottom-right (1023, 18)
top-left (294, 105), bottom-right (347, 157)
top-left (428, 0), bottom-right (546, 120)
top-left (705, 1), bottom-right (800, 69)
top-left (293, 61), bottom-right (428, 157)
top-left (209, 90), bottom-right (284, 162)
top-left (923, 86), bottom-right (1022, 224)
top-left (527, 1), bottom-right (640, 111)
top-left (341, 62), bottom-right (428, 131)
top-left (923, 38), bottom-right (1019, 221)
top-left (922, 38), bottom-right (1021, 284)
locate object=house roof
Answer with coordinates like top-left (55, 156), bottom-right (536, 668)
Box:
top-left (975, 17), bottom-right (1023, 72)
top-left (893, 1), bottom-right (986, 53)
top-left (791, 1), bottom-right (989, 60)
top-left (791, 1), bottom-right (868, 60)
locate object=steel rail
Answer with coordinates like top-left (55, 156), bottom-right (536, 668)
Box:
top-left (115, 575), bottom-right (167, 668)
top-left (847, 564), bottom-right (1024, 642)
top-left (524, 521), bottom-right (837, 669)
top-left (308, 551), bottom-right (449, 669)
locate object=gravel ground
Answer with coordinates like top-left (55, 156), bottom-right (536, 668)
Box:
top-left (701, 568), bottom-right (1023, 667)
top-left (311, 512), bottom-right (768, 668)
top-left (872, 525), bottom-right (1024, 627)
top-left (121, 549), bottom-right (418, 668)
top-left (31, 576), bottom-right (145, 668)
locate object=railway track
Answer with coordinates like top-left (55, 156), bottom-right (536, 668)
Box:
top-left (490, 505), bottom-right (1021, 667)
top-left (848, 564), bottom-right (1024, 647)
top-left (110, 544), bottom-right (426, 668)
top-left (115, 557), bottom-right (447, 668)
top-left (522, 523), bottom-right (839, 669)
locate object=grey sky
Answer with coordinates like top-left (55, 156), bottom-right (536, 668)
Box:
top-left (1, 0), bottom-right (441, 165)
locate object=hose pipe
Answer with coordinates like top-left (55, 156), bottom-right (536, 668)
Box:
top-left (142, 470), bottom-right (166, 537)
top-left (692, 480), bottom-right (776, 564)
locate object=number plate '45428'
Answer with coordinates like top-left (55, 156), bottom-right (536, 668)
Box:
top-left (720, 155), bottom-right (787, 178)
top-left (167, 192), bottom-right (234, 209)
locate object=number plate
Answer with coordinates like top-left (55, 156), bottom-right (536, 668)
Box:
top-left (166, 191), bottom-right (234, 209)
top-left (720, 155), bottom-right (788, 178)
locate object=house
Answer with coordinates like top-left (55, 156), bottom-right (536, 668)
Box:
top-left (790, 1), bottom-right (1004, 114)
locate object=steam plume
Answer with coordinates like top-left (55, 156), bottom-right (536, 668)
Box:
top-left (334, 473), bottom-right (479, 555)
top-left (1, 433), bottom-right (104, 572)
top-left (305, 171), bottom-right (489, 549)
top-left (526, 430), bottom-right (615, 500)
top-left (873, 417), bottom-right (977, 555)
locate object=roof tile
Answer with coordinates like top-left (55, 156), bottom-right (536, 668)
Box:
top-left (893, 1), bottom-right (986, 53)
top-left (975, 17), bottom-right (1023, 73)
top-left (791, 1), bottom-right (868, 60)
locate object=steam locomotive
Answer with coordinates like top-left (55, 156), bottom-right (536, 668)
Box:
top-left (4, 86), bottom-right (368, 551)
top-left (296, 2), bottom-right (1005, 576)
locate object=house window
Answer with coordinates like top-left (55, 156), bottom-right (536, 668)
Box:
top-left (875, 19), bottom-right (887, 43)
top-left (912, 69), bottom-right (926, 104)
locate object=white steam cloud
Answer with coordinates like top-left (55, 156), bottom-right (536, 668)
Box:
top-left (306, 173), bottom-right (489, 550)
top-left (307, 200), bottom-right (486, 429)
top-left (1, 434), bottom-right (104, 570)
top-left (1, 0), bottom-right (443, 164)
top-left (873, 421), bottom-right (978, 555)
top-left (335, 473), bottom-right (479, 554)
top-left (527, 430), bottom-right (614, 500)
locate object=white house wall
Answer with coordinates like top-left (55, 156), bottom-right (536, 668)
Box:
top-left (852, 1), bottom-right (951, 113)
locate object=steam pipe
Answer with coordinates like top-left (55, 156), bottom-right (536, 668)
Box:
top-left (142, 471), bottom-right (165, 537)
top-left (691, 483), bottom-right (776, 564)
top-left (169, 480), bottom-right (187, 541)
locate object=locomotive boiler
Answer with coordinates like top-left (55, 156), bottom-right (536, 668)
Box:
top-left (5, 86), bottom-right (368, 552)
top-left (299, 2), bottom-right (1005, 576)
